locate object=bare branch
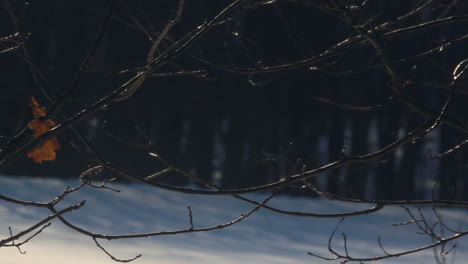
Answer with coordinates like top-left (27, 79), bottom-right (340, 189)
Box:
top-left (187, 206), bottom-right (194, 230)
top-left (93, 238), bottom-right (142, 263)
top-left (314, 96), bottom-right (393, 112)
top-left (0, 201), bottom-right (85, 247)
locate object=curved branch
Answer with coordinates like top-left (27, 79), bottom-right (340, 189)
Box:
top-left (195, 15), bottom-right (468, 74)
top-left (0, 201), bottom-right (85, 246)
top-left (0, 194), bottom-right (49, 207)
top-left (233, 194), bottom-right (384, 218)
top-left (313, 230), bottom-right (468, 262)
top-left (93, 237), bottom-right (141, 263)
top-left (430, 138), bottom-right (468, 159)
top-left (314, 96), bottom-right (392, 112)
top-left (48, 189), bottom-right (278, 240)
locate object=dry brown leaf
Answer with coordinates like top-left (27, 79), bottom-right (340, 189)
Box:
top-left (27, 96), bottom-right (61, 163)
top-left (30, 96), bottom-right (47, 117)
top-left (27, 136), bottom-right (61, 163)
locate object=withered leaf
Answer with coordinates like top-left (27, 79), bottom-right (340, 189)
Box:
top-left (30, 96), bottom-right (47, 117)
top-left (27, 96), bottom-right (61, 163)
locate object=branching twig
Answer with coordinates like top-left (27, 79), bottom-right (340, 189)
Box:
top-left (93, 237), bottom-right (142, 263)
top-left (0, 201), bottom-right (85, 247)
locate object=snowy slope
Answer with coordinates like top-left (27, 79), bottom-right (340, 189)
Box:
top-left (1, 175), bottom-right (467, 264)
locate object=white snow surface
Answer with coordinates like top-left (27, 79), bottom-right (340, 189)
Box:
top-left (1, 175), bottom-right (467, 264)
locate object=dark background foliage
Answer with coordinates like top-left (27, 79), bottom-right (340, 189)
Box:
top-left (1, 0), bottom-right (467, 200)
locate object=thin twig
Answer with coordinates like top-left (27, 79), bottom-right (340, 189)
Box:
top-left (0, 201), bottom-right (85, 246)
top-left (187, 206), bottom-right (194, 230)
top-left (93, 237), bottom-right (141, 263)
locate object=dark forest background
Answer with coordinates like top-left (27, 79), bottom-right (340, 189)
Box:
top-left (0, 0), bottom-right (467, 200)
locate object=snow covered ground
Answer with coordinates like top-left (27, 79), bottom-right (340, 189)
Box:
top-left (1, 175), bottom-right (467, 264)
